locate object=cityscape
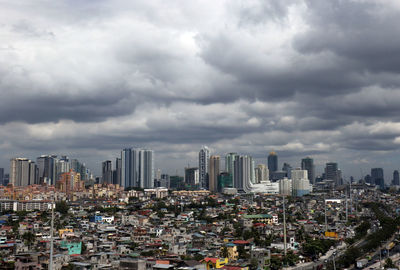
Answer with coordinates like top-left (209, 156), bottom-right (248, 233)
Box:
top-left (0, 149), bottom-right (399, 269)
top-left (2, 0), bottom-right (400, 269)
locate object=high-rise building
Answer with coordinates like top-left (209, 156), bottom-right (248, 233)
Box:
top-left (184, 167), bottom-right (199, 187)
top-left (291, 168), bottom-right (308, 181)
top-left (156, 169), bottom-right (161, 181)
top-left (114, 158), bottom-right (122, 185)
top-left (218, 172), bottom-right (233, 192)
top-left (268, 152), bottom-right (278, 179)
top-left (160, 174), bottom-right (170, 188)
top-left (199, 146), bottom-right (210, 189)
top-left (55, 156), bottom-right (70, 180)
top-left (138, 149), bottom-right (154, 188)
top-left (282, 163), bottom-right (292, 178)
top-left (292, 178), bottom-right (311, 197)
top-left (209, 155), bottom-right (220, 193)
top-left (364, 174), bottom-right (372, 184)
top-left (10, 158), bottom-right (37, 186)
top-left (325, 162), bottom-right (342, 186)
top-left (102, 160), bottom-right (113, 184)
top-left (56, 170), bottom-right (82, 193)
top-left (37, 155), bottom-right (57, 185)
top-left (0, 168), bottom-right (3, 186)
top-left (225, 153), bottom-right (237, 178)
top-left (234, 155), bottom-right (254, 192)
top-left (70, 159), bottom-right (91, 181)
top-left (255, 164), bottom-right (269, 183)
top-left (278, 178), bottom-right (292, 196)
top-left (121, 148), bottom-right (138, 188)
top-left (371, 168), bottom-right (384, 189)
top-left (170, 175), bottom-right (184, 189)
top-left (393, 170), bottom-right (399, 186)
top-left (301, 157), bottom-right (315, 184)
top-left (3, 174), bottom-right (9, 186)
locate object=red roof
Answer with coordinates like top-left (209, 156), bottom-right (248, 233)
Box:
top-left (232, 240), bottom-right (250, 245)
top-left (203, 257), bottom-right (218, 264)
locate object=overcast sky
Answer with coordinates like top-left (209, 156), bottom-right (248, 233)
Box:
top-left (1, 0), bottom-right (400, 180)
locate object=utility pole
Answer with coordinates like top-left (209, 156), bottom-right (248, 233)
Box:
top-left (345, 189), bottom-right (348, 223)
top-left (283, 195), bottom-right (287, 256)
top-left (333, 251), bottom-right (337, 270)
top-left (49, 193), bottom-right (55, 270)
top-left (324, 194), bottom-right (328, 232)
top-left (349, 181), bottom-right (352, 214)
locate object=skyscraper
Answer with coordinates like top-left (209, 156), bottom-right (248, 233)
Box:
top-left (291, 168), bottom-right (308, 181)
top-left (160, 174), bottom-right (170, 188)
top-left (218, 172), bottom-right (233, 192)
top-left (371, 168), bottom-right (384, 189)
top-left (393, 170), bottom-right (399, 186)
top-left (0, 168), bottom-right (3, 186)
top-left (282, 162), bottom-right (292, 178)
top-left (37, 155), bottom-right (56, 185)
top-left (55, 156), bottom-right (70, 180)
top-left (185, 167), bottom-right (199, 187)
top-left (121, 148), bottom-right (137, 188)
top-left (325, 162), bottom-right (342, 186)
top-left (138, 149), bottom-right (154, 188)
top-left (199, 146), bottom-right (210, 189)
top-left (10, 158), bottom-right (37, 186)
top-left (225, 153), bottom-right (237, 178)
top-left (114, 158), bottom-right (122, 185)
top-left (268, 152), bottom-right (278, 179)
top-left (209, 155), bottom-right (220, 193)
top-left (234, 155), bottom-right (254, 192)
top-left (102, 160), bottom-right (113, 184)
top-left (255, 164), bottom-right (269, 183)
top-left (301, 157), bottom-right (315, 184)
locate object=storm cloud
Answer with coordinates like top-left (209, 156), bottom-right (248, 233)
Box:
top-left (1, 0), bottom-right (400, 178)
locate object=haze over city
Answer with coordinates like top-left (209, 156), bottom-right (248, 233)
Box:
top-left (2, 0), bottom-right (400, 179)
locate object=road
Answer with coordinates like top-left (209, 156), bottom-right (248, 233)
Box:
top-left (284, 241), bottom-right (347, 270)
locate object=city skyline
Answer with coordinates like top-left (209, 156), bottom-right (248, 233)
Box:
top-left (1, 1), bottom-right (400, 179)
top-left (2, 149), bottom-right (400, 184)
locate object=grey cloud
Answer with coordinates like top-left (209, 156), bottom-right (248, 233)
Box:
top-left (2, 0), bottom-right (400, 177)
top-left (294, 0), bottom-right (400, 73)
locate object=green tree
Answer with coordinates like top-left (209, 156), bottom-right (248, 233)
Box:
top-left (270, 256), bottom-right (282, 270)
top-left (237, 245), bottom-right (249, 259)
top-left (384, 258), bottom-right (396, 269)
top-left (56, 201), bottom-right (69, 215)
top-left (249, 258), bottom-right (258, 270)
top-left (283, 251), bottom-right (299, 266)
top-left (22, 232), bottom-right (36, 247)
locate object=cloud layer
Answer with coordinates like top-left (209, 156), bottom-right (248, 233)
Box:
top-left (1, 0), bottom-right (400, 179)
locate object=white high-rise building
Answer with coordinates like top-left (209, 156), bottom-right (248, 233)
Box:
top-left (291, 168), bottom-right (308, 181)
top-left (292, 178), bottom-right (311, 196)
top-left (255, 164), bottom-right (269, 183)
top-left (279, 178), bottom-right (292, 196)
top-left (199, 146), bottom-right (210, 189)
